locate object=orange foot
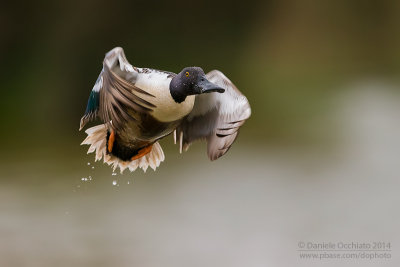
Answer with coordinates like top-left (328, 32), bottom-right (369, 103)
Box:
top-left (108, 130), bottom-right (115, 153)
top-left (131, 144), bottom-right (153, 161)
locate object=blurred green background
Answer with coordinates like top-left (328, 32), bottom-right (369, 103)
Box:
top-left (2, 0), bottom-right (399, 149)
top-left (1, 1), bottom-right (400, 266)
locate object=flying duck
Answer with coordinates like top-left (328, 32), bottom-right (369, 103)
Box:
top-left (79, 47), bottom-right (251, 172)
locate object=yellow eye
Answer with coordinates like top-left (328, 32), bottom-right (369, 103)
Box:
top-left (185, 71), bottom-right (190, 77)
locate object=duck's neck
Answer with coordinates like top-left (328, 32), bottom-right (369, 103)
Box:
top-left (169, 78), bottom-right (187, 103)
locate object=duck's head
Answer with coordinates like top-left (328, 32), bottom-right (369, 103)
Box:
top-left (170, 67), bottom-right (225, 103)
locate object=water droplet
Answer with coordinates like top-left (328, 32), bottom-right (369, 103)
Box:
top-left (91, 166), bottom-right (95, 169)
top-left (88, 176), bottom-right (92, 181)
top-left (127, 181), bottom-right (130, 185)
top-left (112, 180), bottom-right (117, 186)
top-left (112, 172), bottom-right (117, 176)
top-left (81, 177), bottom-right (88, 181)
top-left (87, 162), bottom-right (91, 166)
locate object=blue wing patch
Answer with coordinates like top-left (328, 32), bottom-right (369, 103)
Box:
top-left (84, 90), bottom-right (99, 116)
top-left (79, 69), bottom-right (103, 130)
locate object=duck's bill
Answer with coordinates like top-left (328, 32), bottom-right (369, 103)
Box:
top-left (197, 79), bottom-right (225, 94)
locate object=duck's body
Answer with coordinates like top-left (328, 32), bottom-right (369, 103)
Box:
top-left (103, 67), bottom-right (194, 161)
top-left (80, 47), bottom-right (251, 172)
top-left (133, 69), bottom-right (196, 122)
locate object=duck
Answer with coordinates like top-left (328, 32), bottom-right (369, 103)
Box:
top-left (79, 47), bottom-right (251, 173)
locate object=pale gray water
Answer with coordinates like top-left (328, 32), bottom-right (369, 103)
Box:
top-left (1, 84), bottom-right (400, 267)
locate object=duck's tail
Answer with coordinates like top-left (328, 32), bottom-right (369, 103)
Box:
top-left (81, 124), bottom-right (165, 173)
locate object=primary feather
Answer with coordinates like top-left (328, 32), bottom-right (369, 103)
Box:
top-left (176, 70), bottom-right (251, 160)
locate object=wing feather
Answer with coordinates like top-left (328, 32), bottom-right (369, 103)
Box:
top-left (79, 47), bottom-right (156, 131)
top-left (100, 64), bottom-right (156, 131)
top-left (176, 70), bottom-right (251, 160)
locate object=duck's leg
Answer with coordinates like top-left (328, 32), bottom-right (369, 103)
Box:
top-left (131, 144), bottom-right (153, 161)
top-left (108, 130), bottom-right (115, 153)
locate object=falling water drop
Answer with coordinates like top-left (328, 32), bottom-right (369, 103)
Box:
top-left (112, 180), bottom-right (117, 186)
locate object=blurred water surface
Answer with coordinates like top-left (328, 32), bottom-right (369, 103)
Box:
top-left (1, 85), bottom-right (400, 267)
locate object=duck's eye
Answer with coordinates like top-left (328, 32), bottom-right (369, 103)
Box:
top-left (185, 72), bottom-right (190, 77)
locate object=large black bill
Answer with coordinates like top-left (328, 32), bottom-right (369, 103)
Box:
top-left (197, 78), bottom-right (225, 94)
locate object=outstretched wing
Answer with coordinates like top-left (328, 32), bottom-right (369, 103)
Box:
top-left (176, 70), bottom-right (251, 160)
top-left (79, 47), bottom-right (156, 131)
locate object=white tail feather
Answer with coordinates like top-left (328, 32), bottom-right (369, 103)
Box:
top-left (179, 131), bottom-right (183, 154)
top-left (81, 124), bottom-right (165, 173)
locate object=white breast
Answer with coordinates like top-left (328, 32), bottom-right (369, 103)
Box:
top-left (134, 70), bottom-right (195, 122)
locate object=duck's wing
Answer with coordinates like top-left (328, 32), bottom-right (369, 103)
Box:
top-left (176, 70), bottom-right (251, 160)
top-left (79, 47), bottom-right (156, 131)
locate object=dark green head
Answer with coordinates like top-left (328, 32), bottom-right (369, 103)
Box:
top-left (169, 67), bottom-right (225, 103)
